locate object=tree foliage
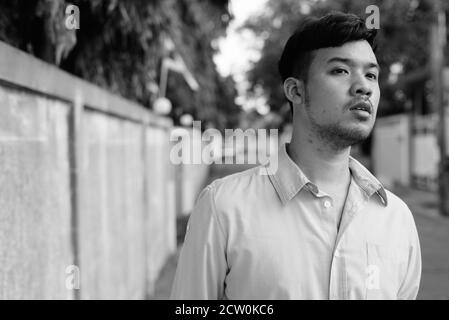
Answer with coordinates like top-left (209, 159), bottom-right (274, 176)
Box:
top-left (0, 0), bottom-right (240, 129)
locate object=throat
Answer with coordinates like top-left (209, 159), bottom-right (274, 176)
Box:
top-left (287, 141), bottom-right (351, 186)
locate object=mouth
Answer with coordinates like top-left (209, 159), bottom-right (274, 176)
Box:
top-left (349, 101), bottom-right (372, 115)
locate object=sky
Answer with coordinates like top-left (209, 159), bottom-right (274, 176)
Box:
top-left (214, 0), bottom-right (267, 77)
top-left (213, 0), bottom-right (269, 114)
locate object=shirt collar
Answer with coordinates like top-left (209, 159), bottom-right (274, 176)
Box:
top-left (267, 143), bottom-right (388, 206)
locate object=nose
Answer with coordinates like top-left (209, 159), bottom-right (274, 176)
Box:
top-left (350, 74), bottom-right (372, 99)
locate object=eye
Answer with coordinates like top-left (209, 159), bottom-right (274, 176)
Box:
top-left (331, 68), bottom-right (349, 75)
top-left (366, 72), bottom-right (378, 80)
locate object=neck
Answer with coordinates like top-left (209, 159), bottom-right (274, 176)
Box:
top-left (288, 127), bottom-right (351, 190)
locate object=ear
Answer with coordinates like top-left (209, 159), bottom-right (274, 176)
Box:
top-left (283, 77), bottom-right (305, 105)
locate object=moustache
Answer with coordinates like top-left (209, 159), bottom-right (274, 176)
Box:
top-left (346, 98), bottom-right (373, 114)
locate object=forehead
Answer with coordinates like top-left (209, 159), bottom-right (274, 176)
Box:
top-left (310, 40), bottom-right (378, 68)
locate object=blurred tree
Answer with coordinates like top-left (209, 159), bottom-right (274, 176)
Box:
top-left (243, 0), bottom-right (444, 121)
top-left (0, 0), bottom-right (240, 129)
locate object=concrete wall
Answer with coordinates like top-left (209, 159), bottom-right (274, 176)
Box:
top-left (145, 127), bottom-right (176, 295)
top-left (0, 41), bottom-right (175, 299)
top-left (0, 86), bottom-right (73, 299)
top-left (171, 127), bottom-right (210, 217)
top-left (78, 112), bottom-right (147, 299)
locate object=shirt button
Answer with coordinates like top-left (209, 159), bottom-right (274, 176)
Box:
top-left (324, 200), bottom-right (332, 208)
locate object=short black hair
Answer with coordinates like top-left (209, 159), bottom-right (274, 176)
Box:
top-left (278, 11), bottom-right (378, 112)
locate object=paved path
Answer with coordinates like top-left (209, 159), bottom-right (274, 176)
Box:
top-left (394, 186), bottom-right (449, 299)
top-left (152, 167), bottom-right (449, 299)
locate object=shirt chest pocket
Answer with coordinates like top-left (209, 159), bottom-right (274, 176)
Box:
top-left (365, 242), bottom-right (407, 299)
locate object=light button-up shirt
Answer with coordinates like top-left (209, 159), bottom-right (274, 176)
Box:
top-left (170, 144), bottom-right (421, 299)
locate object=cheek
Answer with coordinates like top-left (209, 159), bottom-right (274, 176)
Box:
top-left (307, 79), bottom-right (343, 105)
top-left (371, 86), bottom-right (381, 109)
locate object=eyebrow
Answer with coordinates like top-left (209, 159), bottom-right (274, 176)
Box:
top-left (326, 57), bottom-right (381, 72)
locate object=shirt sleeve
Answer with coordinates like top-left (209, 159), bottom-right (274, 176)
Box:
top-left (170, 184), bottom-right (228, 300)
top-left (397, 209), bottom-right (422, 300)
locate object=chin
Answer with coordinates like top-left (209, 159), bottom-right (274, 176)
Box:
top-left (312, 120), bottom-right (374, 149)
top-left (338, 125), bottom-right (372, 144)
top-left (324, 123), bottom-right (373, 148)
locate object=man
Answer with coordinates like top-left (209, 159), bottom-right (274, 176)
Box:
top-left (171, 12), bottom-right (421, 300)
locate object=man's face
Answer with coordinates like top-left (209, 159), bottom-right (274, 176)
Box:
top-left (299, 40), bottom-right (380, 149)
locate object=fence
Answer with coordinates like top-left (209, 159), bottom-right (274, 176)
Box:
top-left (0, 41), bottom-right (176, 299)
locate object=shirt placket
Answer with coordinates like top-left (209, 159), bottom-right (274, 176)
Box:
top-left (328, 181), bottom-right (365, 300)
top-left (312, 187), bottom-right (342, 300)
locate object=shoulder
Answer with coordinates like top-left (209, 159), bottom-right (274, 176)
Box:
top-left (209, 165), bottom-right (268, 198)
top-left (384, 189), bottom-right (412, 215)
top-left (383, 188), bottom-right (419, 235)
top-left (198, 165), bottom-right (271, 212)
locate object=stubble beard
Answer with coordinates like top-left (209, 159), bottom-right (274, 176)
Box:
top-left (304, 91), bottom-right (374, 151)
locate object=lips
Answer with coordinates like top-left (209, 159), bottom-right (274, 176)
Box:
top-left (349, 101), bottom-right (372, 114)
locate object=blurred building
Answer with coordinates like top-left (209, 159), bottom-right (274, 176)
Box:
top-left (372, 66), bottom-right (449, 192)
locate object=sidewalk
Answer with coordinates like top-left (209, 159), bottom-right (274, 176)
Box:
top-left (151, 180), bottom-right (449, 299)
top-left (393, 185), bottom-right (449, 299)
